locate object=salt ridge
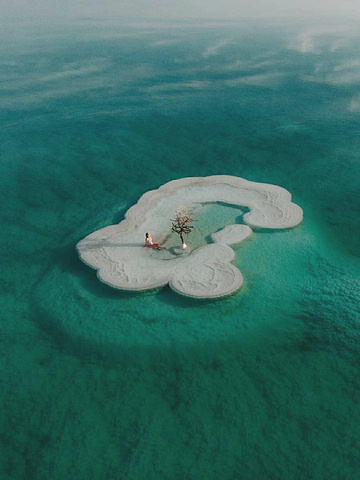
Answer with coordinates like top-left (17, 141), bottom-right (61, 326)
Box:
top-left (77, 175), bottom-right (303, 298)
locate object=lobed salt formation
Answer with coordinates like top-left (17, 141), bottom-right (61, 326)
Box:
top-left (76, 175), bottom-right (303, 298)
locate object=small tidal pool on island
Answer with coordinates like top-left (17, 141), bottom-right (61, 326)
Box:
top-left (1, 17), bottom-right (360, 479)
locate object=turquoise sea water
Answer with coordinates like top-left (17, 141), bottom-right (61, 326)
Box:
top-left (1, 17), bottom-right (360, 479)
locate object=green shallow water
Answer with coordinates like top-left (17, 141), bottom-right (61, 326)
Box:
top-left (1, 18), bottom-right (360, 479)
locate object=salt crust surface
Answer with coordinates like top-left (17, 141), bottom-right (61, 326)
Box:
top-left (77, 175), bottom-right (303, 298)
top-left (211, 224), bottom-right (253, 245)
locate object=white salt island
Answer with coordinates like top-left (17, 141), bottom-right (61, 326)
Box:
top-left (76, 175), bottom-right (303, 298)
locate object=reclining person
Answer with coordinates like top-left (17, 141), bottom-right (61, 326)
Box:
top-left (144, 232), bottom-right (165, 250)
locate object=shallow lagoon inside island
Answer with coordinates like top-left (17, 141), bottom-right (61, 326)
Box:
top-left (1, 17), bottom-right (360, 480)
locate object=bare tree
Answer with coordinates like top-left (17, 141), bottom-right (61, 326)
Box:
top-left (171, 208), bottom-right (196, 248)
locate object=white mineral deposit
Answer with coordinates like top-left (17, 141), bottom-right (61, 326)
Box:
top-left (77, 175), bottom-right (303, 298)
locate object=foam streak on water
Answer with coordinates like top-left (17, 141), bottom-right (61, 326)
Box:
top-left (1, 18), bottom-right (360, 479)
